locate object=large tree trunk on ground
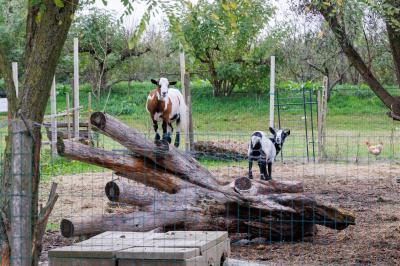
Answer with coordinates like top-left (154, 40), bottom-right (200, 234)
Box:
top-left (57, 139), bottom-right (185, 193)
top-left (90, 112), bottom-right (224, 193)
top-left (59, 113), bottom-right (355, 240)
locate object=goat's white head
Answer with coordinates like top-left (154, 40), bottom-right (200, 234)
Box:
top-left (151, 78), bottom-right (177, 100)
top-left (269, 127), bottom-right (290, 145)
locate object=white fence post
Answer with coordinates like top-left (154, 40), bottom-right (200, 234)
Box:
top-left (50, 76), bottom-right (57, 157)
top-left (66, 93), bottom-right (71, 140)
top-left (12, 62), bottom-right (18, 97)
top-left (73, 38), bottom-right (80, 140)
top-left (269, 56), bottom-right (275, 128)
top-left (179, 46), bottom-right (190, 152)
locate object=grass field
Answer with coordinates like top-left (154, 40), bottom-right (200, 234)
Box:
top-left (1, 80), bottom-right (396, 179)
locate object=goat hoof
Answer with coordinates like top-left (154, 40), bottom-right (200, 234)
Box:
top-left (155, 133), bottom-right (161, 141)
top-left (164, 136), bottom-right (172, 144)
top-left (174, 141), bottom-right (179, 148)
top-left (154, 139), bottom-right (169, 153)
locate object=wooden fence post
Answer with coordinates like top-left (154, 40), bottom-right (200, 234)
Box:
top-left (179, 46), bottom-right (191, 152)
top-left (184, 73), bottom-right (194, 151)
top-left (10, 119), bottom-right (33, 266)
top-left (66, 93), bottom-right (71, 140)
top-left (88, 92), bottom-right (92, 144)
top-left (317, 76), bottom-right (329, 161)
top-left (12, 62), bottom-right (18, 97)
top-left (73, 38), bottom-right (80, 140)
top-left (179, 45), bottom-right (185, 94)
top-left (50, 76), bottom-right (57, 157)
top-left (317, 90), bottom-right (322, 163)
top-left (269, 56), bottom-right (275, 128)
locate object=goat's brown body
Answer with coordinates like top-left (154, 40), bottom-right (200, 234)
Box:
top-left (146, 88), bottom-right (173, 123)
top-left (146, 87), bottom-right (184, 146)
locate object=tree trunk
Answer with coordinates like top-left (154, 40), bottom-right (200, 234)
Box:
top-left (0, 1), bottom-right (79, 265)
top-left (59, 113), bottom-right (355, 240)
top-left (207, 60), bottom-right (223, 97)
top-left (99, 62), bottom-right (108, 91)
top-left (319, 6), bottom-right (400, 115)
top-left (386, 22), bottom-right (400, 88)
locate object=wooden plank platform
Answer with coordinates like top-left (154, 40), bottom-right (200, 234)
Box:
top-left (49, 231), bottom-right (230, 266)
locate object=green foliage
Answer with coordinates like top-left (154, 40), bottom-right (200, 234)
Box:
top-left (0, 0), bottom-right (25, 62)
top-left (70, 8), bottom-right (124, 58)
top-left (179, 0), bottom-right (275, 96)
top-left (53, 0), bottom-right (64, 8)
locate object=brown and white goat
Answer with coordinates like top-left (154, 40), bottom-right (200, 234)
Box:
top-left (146, 77), bottom-right (186, 147)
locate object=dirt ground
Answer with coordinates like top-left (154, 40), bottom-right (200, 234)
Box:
top-left (40, 162), bottom-right (400, 265)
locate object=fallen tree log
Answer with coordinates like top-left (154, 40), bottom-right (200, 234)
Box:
top-left (90, 112), bottom-right (224, 192)
top-left (62, 179), bottom-right (353, 238)
top-left (59, 113), bottom-right (355, 239)
top-left (105, 179), bottom-right (157, 206)
top-left (57, 139), bottom-right (186, 193)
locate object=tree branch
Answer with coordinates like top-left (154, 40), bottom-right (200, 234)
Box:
top-left (119, 47), bottom-right (151, 62)
top-left (317, 4), bottom-right (399, 112)
top-left (166, 47), bottom-right (179, 57)
top-left (307, 60), bottom-right (328, 75)
top-left (32, 182), bottom-right (59, 260)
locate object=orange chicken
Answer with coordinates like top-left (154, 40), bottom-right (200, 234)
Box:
top-left (365, 141), bottom-right (383, 156)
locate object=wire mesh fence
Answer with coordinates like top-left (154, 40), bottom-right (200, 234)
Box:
top-left (1, 81), bottom-right (400, 265)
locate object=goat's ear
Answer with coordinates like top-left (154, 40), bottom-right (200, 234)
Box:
top-left (269, 127), bottom-right (276, 135)
top-left (169, 81), bottom-right (177, 86)
top-left (151, 79), bottom-right (158, 85)
top-left (285, 129), bottom-right (291, 136)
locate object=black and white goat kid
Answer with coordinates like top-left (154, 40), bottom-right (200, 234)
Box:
top-left (247, 127), bottom-right (290, 180)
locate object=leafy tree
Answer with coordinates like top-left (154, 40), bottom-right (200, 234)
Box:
top-left (299, 0), bottom-right (400, 118)
top-left (180, 0), bottom-right (274, 96)
top-left (69, 8), bottom-right (151, 94)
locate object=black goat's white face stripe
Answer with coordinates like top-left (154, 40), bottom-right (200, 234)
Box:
top-left (275, 129), bottom-right (284, 144)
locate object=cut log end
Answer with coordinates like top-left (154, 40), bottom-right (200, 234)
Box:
top-left (104, 179), bottom-right (155, 206)
top-left (90, 112), bottom-right (107, 130)
top-left (234, 177), bottom-right (252, 192)
top-left (60, 219), bottom-right (74, 238)
top-left (105, 181), bottom-right (120, 202)
top-left (56, 137), bottom-right (65, 155)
